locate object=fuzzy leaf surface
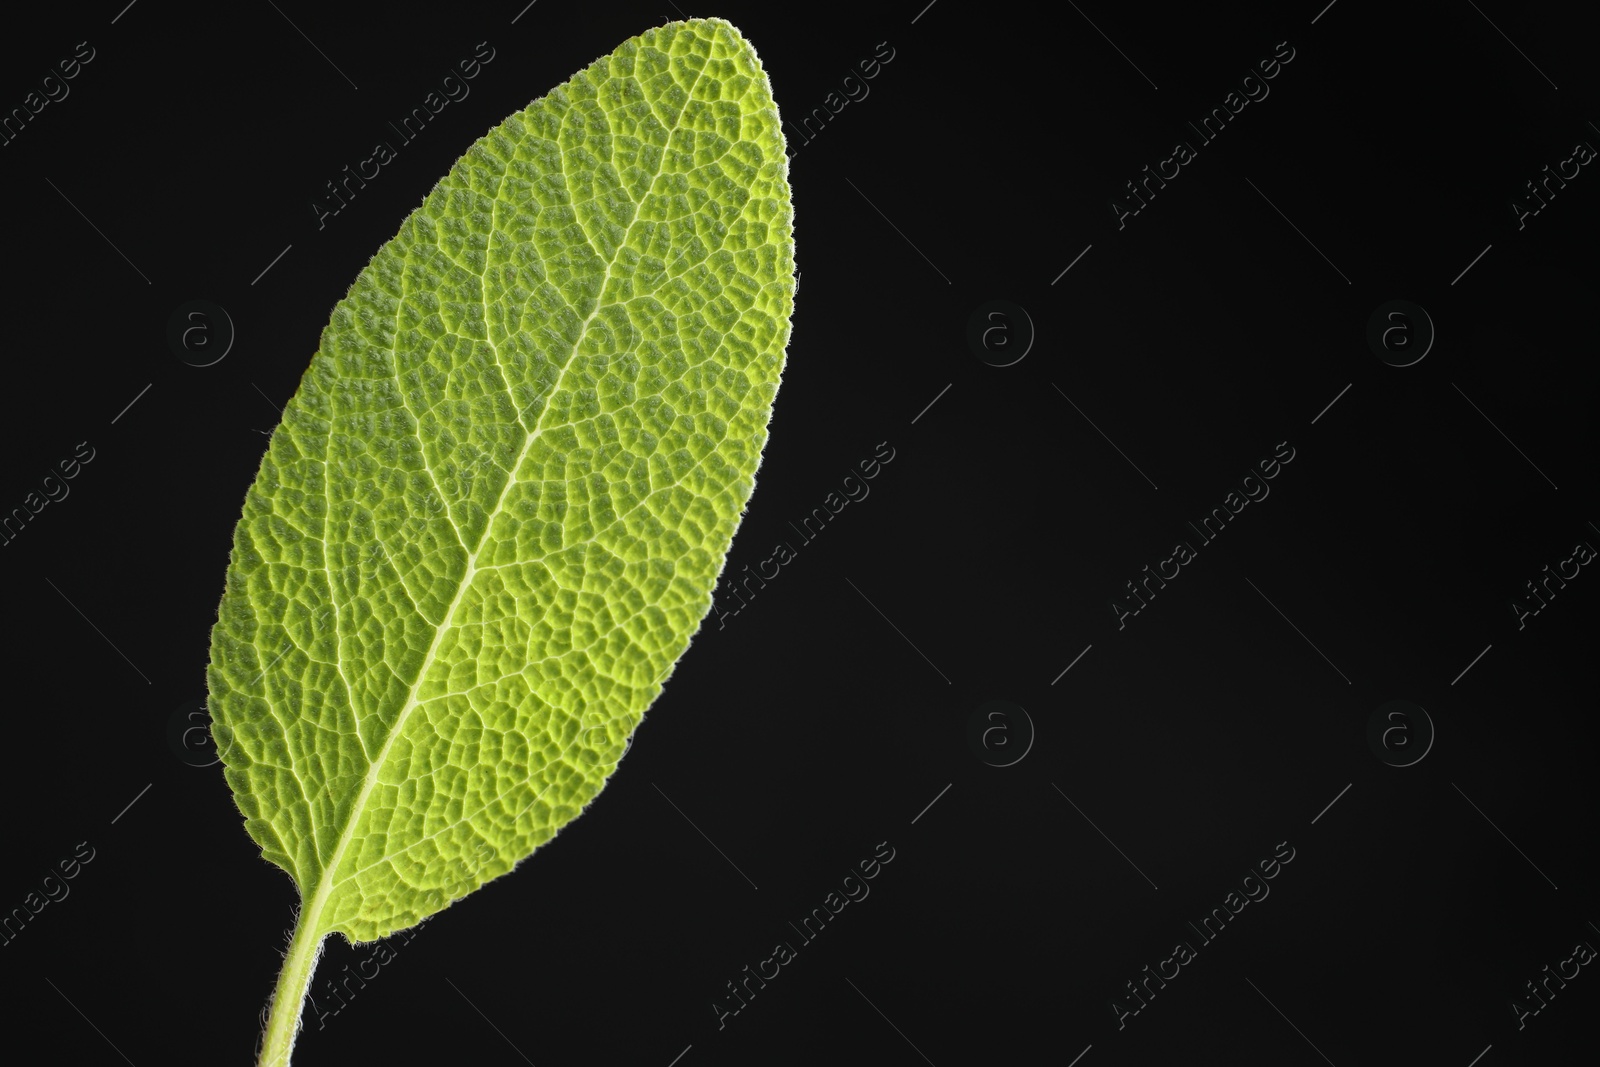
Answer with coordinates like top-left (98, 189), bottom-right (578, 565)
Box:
top-left (207, 17), bottom-right (793, 941)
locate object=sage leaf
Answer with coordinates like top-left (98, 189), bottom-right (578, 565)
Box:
top-left (205, 18), bottom-right (794, 1064)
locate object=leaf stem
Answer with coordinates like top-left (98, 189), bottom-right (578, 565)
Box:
top-left (258, 898), bottom-right (328, 1067)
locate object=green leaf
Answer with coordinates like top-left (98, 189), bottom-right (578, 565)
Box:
top-left (206, 18), bottom-right (793, 1064)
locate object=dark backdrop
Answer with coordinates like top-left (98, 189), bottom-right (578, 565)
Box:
top-left (1, 1), bottom-right (1596, 1064)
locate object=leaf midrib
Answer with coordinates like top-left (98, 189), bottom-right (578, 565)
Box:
top-left (301, 41), bottom-right (715, 938)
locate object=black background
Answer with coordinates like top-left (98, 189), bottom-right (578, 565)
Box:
top-left (1, 1), bottom-right (1596, 1064)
